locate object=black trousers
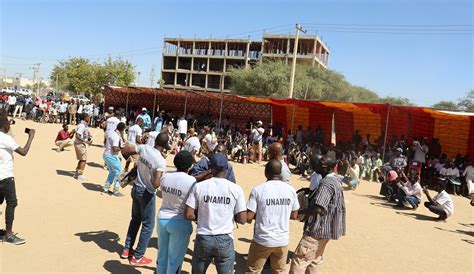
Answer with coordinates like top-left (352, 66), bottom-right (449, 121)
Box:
top-left (424, 202), bottom-right (447, 220)
top-left (0, 177), bottom-right (17, 230)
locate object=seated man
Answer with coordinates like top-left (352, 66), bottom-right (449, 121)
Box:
top-left (380, 170), bottom-right (399, 201)
top-left (440, 161), bottom-right (461, 194)
top-left (55, 124), bottom-right (75, 152)
top-left (394, 170), bottom-right (422, 209)
top-left (423, 179), bottom-right (454, 222)
top-left (343, 158), bottom-right (359, 190)
top-left (371, 153), bottom-right (383, 182)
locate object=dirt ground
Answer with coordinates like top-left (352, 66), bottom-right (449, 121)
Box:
top-left (0, 119), bottom-right (473, 273)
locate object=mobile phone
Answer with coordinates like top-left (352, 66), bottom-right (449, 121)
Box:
top-left (24, 128), bottom-right (31, 134)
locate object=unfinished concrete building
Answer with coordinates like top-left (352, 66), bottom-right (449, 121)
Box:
top-left (161, 34), bottom-right (329, 92)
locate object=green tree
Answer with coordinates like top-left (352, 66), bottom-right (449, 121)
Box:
top-left (432, 100), bottom-right (459, 111)
top-left (457, 90), bottom-right (474, 111)
top-left (50, 57), bottom-right (135, 96)
top-left (228, 61), bottom-right (413, 105)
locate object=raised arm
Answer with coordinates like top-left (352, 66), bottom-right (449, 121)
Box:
top-left (15, 129), bottom-right (35, 156)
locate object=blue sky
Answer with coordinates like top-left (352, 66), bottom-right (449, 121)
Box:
top-left (1, 0), bottom-right (472, 106)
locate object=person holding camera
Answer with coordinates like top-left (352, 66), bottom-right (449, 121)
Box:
top-left (251, 121), bottom-right (265, 164)
top-left (0, 115), bottom-right (35, 244)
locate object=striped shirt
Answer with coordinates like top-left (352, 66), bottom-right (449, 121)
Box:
top-left (304, 173), bottom-right (346, 240)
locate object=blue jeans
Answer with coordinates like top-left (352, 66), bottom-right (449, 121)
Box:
top-left (192, 234), bottom-right (235, 274)
top-left (124, 185), bottom-right (156, 259)
top-left (103, 153), bottom-right (122, 189)
top-left (157, 219), bottom-right (193, 274)
top-left (404, 195), bottom-right (420, 208)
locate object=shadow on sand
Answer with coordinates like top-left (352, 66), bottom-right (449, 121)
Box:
top-left (75, 230), bottom-right (156, 273)
top-left (81, 182), bottom-right (104, 193)
top-left (396, 212), bottom-right (436, 221)
top-left (56, 169), bottom-right (75, 178)
top-left (87, 162), bottom-right (105, 169)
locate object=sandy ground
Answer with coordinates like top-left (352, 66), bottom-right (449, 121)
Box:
top-left (0, 119), bottom-right (473, 274)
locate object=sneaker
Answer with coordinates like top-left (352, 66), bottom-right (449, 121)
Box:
top-left (77, 175), bottom-right (86, 181)
top-left (436, 218), bottom-right (447, 223)
top-left (315, 256), bottom-right (324, 265)
top-left (5, 234), bottom-right (26, 245)
top-left (130, 256), bottom-right (152, 266)
top-left (112, 191), bottom-right (124, 197)
top-left (120, 248), bottom-right (134, 259)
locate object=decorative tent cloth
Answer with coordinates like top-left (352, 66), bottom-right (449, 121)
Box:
top-left (104, 86), bottom-right (474, 159)
top-left (103, 86), bottom-right (272, 127)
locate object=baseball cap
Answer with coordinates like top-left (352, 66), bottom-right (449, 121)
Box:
top-left (210, 153), bottom-right (228, 171)
top-left (256, 120), bottom-right (263, 125)
top-left (388, 170), bottom-right (398, 181)
top-left (108, 106), bottom-right (114, 111)
top-left (142, 107), bottom-right (147, 111)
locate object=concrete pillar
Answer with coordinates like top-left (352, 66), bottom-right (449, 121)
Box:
top-left (312, 37), bottom-right (318, 66)
top-left (245, 40), bottom-right (250, 69)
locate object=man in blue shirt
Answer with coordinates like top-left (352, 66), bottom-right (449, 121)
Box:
top-left (136, 108), bottom-right (151, 130)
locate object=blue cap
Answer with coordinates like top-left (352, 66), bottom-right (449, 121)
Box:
top-left (210, 153), bottom-right (228, 170)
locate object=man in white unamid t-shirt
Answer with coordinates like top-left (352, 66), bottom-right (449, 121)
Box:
top-left (121, 132), bottom-right (169, 266)
top-left (246, 159), bottom-right (299, 273)
top-left (185, 154), bottom-right (247, 273)
top-left (124, 118), bottom-right (144, 172)
top-left (0, 115), bottom-right (35, 245)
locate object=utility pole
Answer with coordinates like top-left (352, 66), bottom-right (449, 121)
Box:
top-left (29, 63), bottom-right (41, 95)
top-left (150, 66), bottom-right (155, 88)
top-left (56, 73), bottom-right (59, 96)
top-left (288, 23), bottom-right (306, 98)
top-left (136, 71), bottom-right (141, 86)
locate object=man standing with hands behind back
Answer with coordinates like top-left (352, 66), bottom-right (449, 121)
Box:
top-left (185, 153), bottom-right (247, 274)
top-left (0, 115), bottom-right (35, 244)
top-left (246, 159), bottom-right (299, 273)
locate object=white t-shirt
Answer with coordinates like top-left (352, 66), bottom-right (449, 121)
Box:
top-left (158, 171), bottom-right (196, 219)
top-left (8, 96), bottom-right (16, 105)
top-left (251, 127), bottom-right (264, 142)
top-left (413, 144), bottom-right (429, 163)
top-left (74, 122), bottom-right (88, 145)
top-left (280, 160), bottom-right (291, 184)
top-left (309, 172), bottom-right (322, 191)
top-left (463, 165), bottom-right (474, 181)
top-left (177, 119), bottom-right (188, 134)
top-left (441, 167), bottom-right (459, 177)
top-left (127, 124), bottom-right (143, 145)
top-left (247, 180), bottom-right (299, 247)
top-left (186, 177), bottom-right (246, 236)
top-left (0, 132), bottom-right (20, 180)
top-left (104, 131), bottom-right (121, 155)
top-left (183, 136), bottom-right (201, 154)
top-left (135, 145), bottom-right (167, 194)
top-left (146, 131), bottom-right (159, 147)
top-left (105, 116), bottom-right (120, 136)
top-left (204, 133), bottom-right (217, 151)
top-left (433, 190), bottom-right (454, 216)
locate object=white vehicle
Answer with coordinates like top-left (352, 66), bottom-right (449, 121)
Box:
top-left (71, 95), bottom-right (90, 103)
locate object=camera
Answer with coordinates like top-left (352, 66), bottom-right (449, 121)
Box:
top-left (24, 128), bottom-right (31, 134)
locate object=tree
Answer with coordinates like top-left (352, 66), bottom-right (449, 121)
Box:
top-left (228, 61), bottom-right (413, 105)
top-left (457, 90), bottom-right (474, 111)
top-left (432, 100), bottom-right (459, 111)
top-left (50, 57), bottom-right (135, 96)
